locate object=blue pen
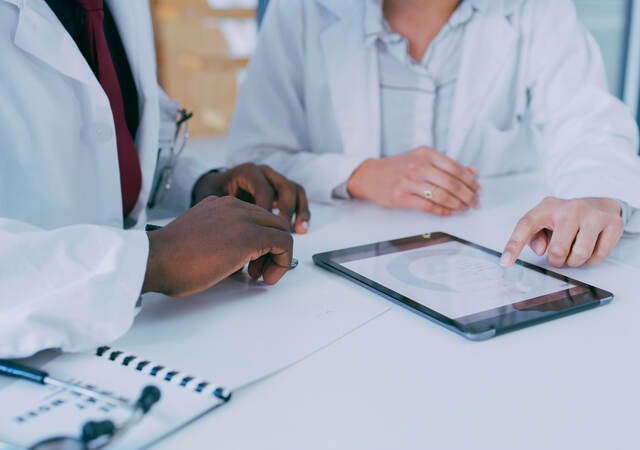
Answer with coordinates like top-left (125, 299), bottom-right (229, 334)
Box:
top-left (0, 359), bottom-right (127, 405)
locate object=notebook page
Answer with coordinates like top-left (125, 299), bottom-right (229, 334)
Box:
top-left (0, 352), bottom-right (220, 449)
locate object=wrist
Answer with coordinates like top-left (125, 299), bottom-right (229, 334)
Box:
top-left (142, 230), bottom-right (169, 294)
top-left (584, 197), bottom-right (622, 216)
top-left (347, 159), bottom-right (377, 199)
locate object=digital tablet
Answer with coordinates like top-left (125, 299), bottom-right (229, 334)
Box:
top-left (313, 232), bottom-right (613, 340)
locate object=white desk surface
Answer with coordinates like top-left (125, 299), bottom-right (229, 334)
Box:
top-left (148, 169), bottom-right (640, 450)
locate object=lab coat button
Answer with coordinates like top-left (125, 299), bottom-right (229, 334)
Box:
top-left (95, 124), bottom-right (114, 141)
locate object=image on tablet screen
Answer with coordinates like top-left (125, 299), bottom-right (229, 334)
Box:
top-left (342, 241), bottom-right (576, 319)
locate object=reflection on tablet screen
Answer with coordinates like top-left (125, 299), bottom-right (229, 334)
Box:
top-left (342, 241), bottom-right (576, 319)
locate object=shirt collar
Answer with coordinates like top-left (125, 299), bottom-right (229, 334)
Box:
top-left (364, 0), bottom-right (476, 47)
top-left (364, 0), bottom-right (385, 46)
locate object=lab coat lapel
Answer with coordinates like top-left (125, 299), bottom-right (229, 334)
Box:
top-left (320, 6), bottom-right (381, 158)
top-left (13, 0), bottom-right (97, 86)
top-left (447, 13), bottom-right (518, 158)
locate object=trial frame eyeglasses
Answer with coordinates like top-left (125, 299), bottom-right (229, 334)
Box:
top-left (147, 109), bottom-right (193, 209)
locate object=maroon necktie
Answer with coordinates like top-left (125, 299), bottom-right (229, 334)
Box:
top-left (77, 0), bottom-right (142, 217)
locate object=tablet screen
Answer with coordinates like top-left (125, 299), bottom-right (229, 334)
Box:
top-left (341, 239), bottom-right (577, 319)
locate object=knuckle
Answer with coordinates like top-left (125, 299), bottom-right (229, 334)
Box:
top-left (202, 195), bottom-right (218, 205)
top-left (548, 258), bottom-right (564, 268)
top-left (420, 202), bottom-right (435, 213)
top-left (392, 184), bottom-right (406, 200)
top-left (219, 195), bottom-right (238, 207)
top-left (406, 165), bottom-right (421, 179)
top-left (277, 213), bottom-right (290, 227)
top-left (505, 239), bottom-right (520, 252)
top-left (610, 215), bottom-right (624, 233)
top-left (438, 177), bottom-right (456, 193)
top-left (557, 205), bottom-right (576, 222)
top-left (516, 216), bottom-right (534, 233)
top-left (548, 245), bottom-right (568, 259)
top-left (570, 246), bottom-right (591, 261)
top-left (450, 198), bottom-right (464, 209)
top-left (446, 194), bottom-right (464, 209)
top-left (449, 180), bottom-right (466, 196)
top-left (450, 164), bottom-right (465, 178)
top-left (570, 199), bottom-right (587, 216)
top-left (399, 177), bottom-right (412, 189)
top-left (572, 246), bottom-right (591, 259)
top-left (594, 246), bottom-right (611, 260)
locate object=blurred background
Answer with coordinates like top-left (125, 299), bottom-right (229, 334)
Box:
top-left (150, 0), bottom-right (640, 137)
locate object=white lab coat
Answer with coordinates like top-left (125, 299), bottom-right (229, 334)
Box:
top-left (0, 0), bottom-right (198, 357)
top-left (228, 0), bottom-right (640, 229)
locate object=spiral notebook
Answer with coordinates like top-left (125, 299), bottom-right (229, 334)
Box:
top-left (0, 274), bottom-right (391, 449)
top-left (0, 345), bottom-right (229, 449)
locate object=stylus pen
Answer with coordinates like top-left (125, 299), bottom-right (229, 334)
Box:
top-left (145, 224), bottom-right (299, 270)
top-left (0, 359), bottom-right (129, 406)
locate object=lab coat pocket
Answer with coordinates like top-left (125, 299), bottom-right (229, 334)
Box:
top-left (471, 122), bottom-right (541, 176)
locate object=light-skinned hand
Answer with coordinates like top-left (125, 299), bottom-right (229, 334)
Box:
top-left (501, 197), bottom-right (624, 268)
top-left (346, 146), bottom-right (481, 216)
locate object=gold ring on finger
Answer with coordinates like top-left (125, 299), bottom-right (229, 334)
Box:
top-left (423, 185), bottom-right (438, 200)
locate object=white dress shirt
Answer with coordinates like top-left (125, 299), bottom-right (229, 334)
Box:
top-left (333, 0), bottom-right (636, 224)
top-left (370, 0), bottom-right (473, 156)
top-left (229, 0), bottom-right (640, 232)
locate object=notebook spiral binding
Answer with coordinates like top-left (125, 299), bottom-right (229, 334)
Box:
top-left (95, 346), bottom-right (232, 402)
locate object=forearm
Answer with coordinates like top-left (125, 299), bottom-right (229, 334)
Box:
top-left (542, 126), bottom-right (640, 229)
top-left (525, 0), bottom-right (640, 225)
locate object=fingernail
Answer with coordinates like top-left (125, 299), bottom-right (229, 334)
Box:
top-left (499, 251), bottom-right (512, 267)
top-left (301, 221), bottom-right (309, 229)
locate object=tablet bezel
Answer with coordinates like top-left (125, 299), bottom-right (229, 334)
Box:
top-left (313, 232), bottom-right (613, 340)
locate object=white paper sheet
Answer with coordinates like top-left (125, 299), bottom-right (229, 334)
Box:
top-left (0, 266), bottom-right (389, 447)
top-left (113, 269), bottom-right (390, 390)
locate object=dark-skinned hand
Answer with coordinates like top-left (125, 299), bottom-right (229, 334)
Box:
top-left (192, 163), bottom-right (311, 234)
top-left (142, 196), bottom-right (294, 297)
